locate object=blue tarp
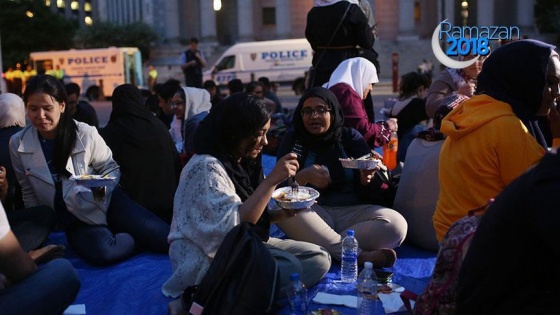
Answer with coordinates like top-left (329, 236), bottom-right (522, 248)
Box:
top-left (49, 232), bottom-right (435, 315)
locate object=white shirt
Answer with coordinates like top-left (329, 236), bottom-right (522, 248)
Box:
top-left (0, 203), bottom-right (10, 239)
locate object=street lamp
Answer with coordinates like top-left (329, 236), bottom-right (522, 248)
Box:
top-left (461, 1), bottom-right (469, 26)
top-left (213, 0), bottom-right (222, 11)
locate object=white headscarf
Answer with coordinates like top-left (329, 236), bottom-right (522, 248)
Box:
top-left (182, 87), bottom-right (212, 121)
top-left (314, 0), bottom-right (359, 7)
top-left (324, 57), bottom-right (379, 95)
top-left (0, 93), bottom-right (25, 128)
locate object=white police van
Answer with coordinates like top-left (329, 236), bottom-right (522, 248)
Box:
top-left (203, 38), bottom-right (312, 85)
top-left (29, 47), bottom-right (144, 99)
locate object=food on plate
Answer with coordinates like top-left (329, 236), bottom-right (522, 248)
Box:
top-left (274, 190), bottom-right (311, 202)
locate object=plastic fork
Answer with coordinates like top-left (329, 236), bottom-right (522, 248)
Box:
top-left (289, 142), bottom-right (304, 196)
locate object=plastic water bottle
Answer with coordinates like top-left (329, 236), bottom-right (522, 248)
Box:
top-left (357, 262), bottom-right (378, 314)
top-left (287, 273), bottom-right (308, 315)
top-left (341, 230), bottom-right (358, 283)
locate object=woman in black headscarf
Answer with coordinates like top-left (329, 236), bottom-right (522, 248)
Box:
top-left (163, 92), bottom-right (330, 300)
top-left (276, 87), bottom-right (407, 268)
top-left (434, 39), bottom-right (560, 242)
top-left (101, 84), bottom-right (181, 223)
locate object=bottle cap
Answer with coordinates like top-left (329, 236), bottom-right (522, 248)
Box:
top-left (290, 273), bottom-right (300, 281)
top-left (364, 262), bottom-right (373, 269)
top-left (347, 230), bottom-right (355, 237)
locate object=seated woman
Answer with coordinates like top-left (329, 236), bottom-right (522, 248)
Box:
top-left (434, 39), bottom-right (560, 241)
top-left (392, 95), bottom-right (469, 252)
top-left (425, 54), bottom-right (484, 118)
top-left (101, 84), bottom-right (182, 224)
top-left (389, 72), bottom-right (431, 162)
top-left (325, 57), bottom-right (398, 149)
top-left (162, 92), bottom-right (331, 302)
top-left (276, 87), bottom-right (407, 268)
top-left (9, 75), bottom-right (170, 265)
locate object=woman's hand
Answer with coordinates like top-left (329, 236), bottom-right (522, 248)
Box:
top-left (457, 81), bottom-right (475, 97)
top-left (359, 168), bottom-right (377, 185)
top-left (385, 118), bottom-right (398, 133)
top-left (267, 153), bottom-right (299, 186)
top-left (0, 166), bottom-right (7, 202)
top-left (297, 165), bottom-right (331, 189)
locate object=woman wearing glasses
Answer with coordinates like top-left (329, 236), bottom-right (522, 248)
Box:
top-left (276, 87), bottom-right (407, 267)
top-left (169, 86), bottom-right (211, 162)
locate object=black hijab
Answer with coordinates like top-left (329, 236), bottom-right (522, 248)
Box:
top-left (194, 92), bottom-right (272, 240)
top-left (292, 86), bottom-right (345, 150)
top-left (476, 39), bottom-right (556, 148)
top-left (100, 84), bottom-right (181, 223)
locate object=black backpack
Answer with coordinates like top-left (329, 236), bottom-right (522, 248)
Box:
top-left (182, 222), bottom-right (280, 315)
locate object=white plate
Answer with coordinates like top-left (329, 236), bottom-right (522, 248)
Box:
top-left (272, 186), bottom-right (320, 210)
top-left (71, 175), bottom-right (116, 188)
top-left (339, 158), bottom-right (380, 170)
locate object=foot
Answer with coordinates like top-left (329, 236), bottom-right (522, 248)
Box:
top-left (358, 248), bottom-right (397, 268)
top-left (29, 244), bottom-right (65, 264)
top-left (168, 298), bottom-right (187, 315)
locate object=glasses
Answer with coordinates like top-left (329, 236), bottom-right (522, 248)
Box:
top-left (301, 106), bottom-right (331, 118)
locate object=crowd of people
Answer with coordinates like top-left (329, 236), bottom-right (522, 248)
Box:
top-left (1, 0), bottom-right (560, 313)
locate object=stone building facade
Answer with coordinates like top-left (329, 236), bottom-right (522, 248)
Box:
top-left (85, 0), bottom-right (539, 81)
top-left (90, 0), bottom-right (536, 44)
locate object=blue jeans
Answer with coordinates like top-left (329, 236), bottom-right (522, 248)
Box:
top-left (66, 186), bottom-right (170, 265)
top-left (0, 258), bottom-right (81, 315)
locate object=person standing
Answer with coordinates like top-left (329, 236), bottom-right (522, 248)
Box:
top-left (11, 64), bottom-right (24, 96)
top-left (305, 0), bottom-right (378, 87)
top-left (180, 37), bottom-right (206, 88)
top-left (148, 65), bottom-right (158, 92)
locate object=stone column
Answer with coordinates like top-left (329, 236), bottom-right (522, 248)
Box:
top-left (275, 0), bottom-right (291, 39)
top-left (444, 0), bottom-right (455, 24)
top-left (237, 0), bottom-right (254, 42)
top-left (477, 0), bottom-right (494, 26)
top-left (78, 0), bottom-right (86, 26)
top-left (200, 0), bottom-right (217, 42)
top-left (517, 0), bottom-right (535, 35)
top-left (397, 0), bottom-right (418, 40)
top-left (164, 0), bottom-right (180, 42)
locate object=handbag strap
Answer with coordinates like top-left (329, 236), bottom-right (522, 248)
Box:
top-left (313, 2), bottom-right (352, 68)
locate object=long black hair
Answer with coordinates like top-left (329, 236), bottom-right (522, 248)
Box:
top-left (195, 92), bottom-right (271, 159)
top-left (23, 75), bottom-right (77, 176)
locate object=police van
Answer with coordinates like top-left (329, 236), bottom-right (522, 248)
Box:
top-left (203, 38), bottom-right (312, 85)
top-left (29, 47), bottom-right (144, 99)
